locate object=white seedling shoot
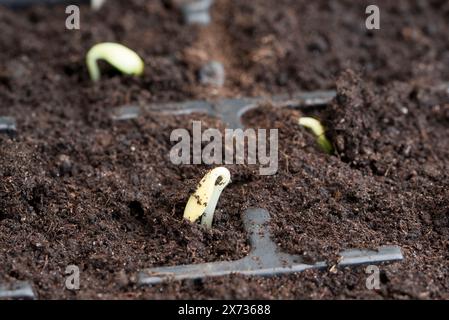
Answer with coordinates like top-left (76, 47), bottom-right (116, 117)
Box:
top-left (183, 167), bottom-right (231, 229)
top-left (86, 42), bottom-right (144, 82)
top-left (298, 117), bottom-right (333, 154)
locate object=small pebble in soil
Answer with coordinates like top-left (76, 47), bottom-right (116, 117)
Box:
top-left (178, 0), bottom-right (214, 25)
top-left (0, 116), bottom-right (17, 137)
top-left (7, 58), bottom-right (30, 81)
top-left (199, 60), bottom-right (225, 87)
top-left (57, 154), bottom-right (73, 176)
top-left (115, 270), bottom-right (130, 288)
top-left (307, 35), bottom-right (329, 53)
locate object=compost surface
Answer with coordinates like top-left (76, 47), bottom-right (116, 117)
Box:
top-left (0, 0), bottom-right (448, 299)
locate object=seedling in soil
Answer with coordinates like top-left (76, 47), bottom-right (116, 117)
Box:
top-left (298, 117), bottom-right (333, 154)
top-left (0, 116), bottom-right (17, 137)
top-left (118, 93), bottom-right (402, 284)
top-left (86, 42), bottom-right (144, 82)
top-left (184, 166), bottom-right (231, 228)
top-left (139, 208), bottom-right (404, 285)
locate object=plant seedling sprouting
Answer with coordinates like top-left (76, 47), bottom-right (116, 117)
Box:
top-left (86, 42), bottom-right (144, 82)
top-left (183, 167), bottom-right (231, 229)
top-left (298, 117), bottom-right (333, 154)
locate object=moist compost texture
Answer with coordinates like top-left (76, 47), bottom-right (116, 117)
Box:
top-left (0, 0), bottom-right (448, 299)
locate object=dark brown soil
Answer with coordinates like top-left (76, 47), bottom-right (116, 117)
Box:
top-left (0, 0), bottom-right (448, 299)
top-left (221, 0), bottom-right (449, 93)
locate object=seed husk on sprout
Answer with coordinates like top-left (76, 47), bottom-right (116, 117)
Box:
top-left (183, 167), bottom-right (231, 229)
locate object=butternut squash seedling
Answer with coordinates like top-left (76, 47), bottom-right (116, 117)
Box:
top-left (298, 117), bottom-right (333, 154)
top-left (183, 167), bottom-right (231, 229)
top-left (86, 42), bottom-right (144, 82)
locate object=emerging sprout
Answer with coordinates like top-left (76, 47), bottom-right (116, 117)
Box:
top-left (86, 42), bottom-right (144, 82)
top-left (179, 0), bottom-right (214, 25)
top-left (298, 117), bottom-right (333, 154)
top-left (183, 167), bottom-right (231, 229)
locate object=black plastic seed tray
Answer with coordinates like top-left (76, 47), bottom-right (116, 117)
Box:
top-left (0, 281), bottom-right (36, 300)
top-left (111, 90), bottom-right (337, 129)
top-left (139, 208), bottom-right (403, 285)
